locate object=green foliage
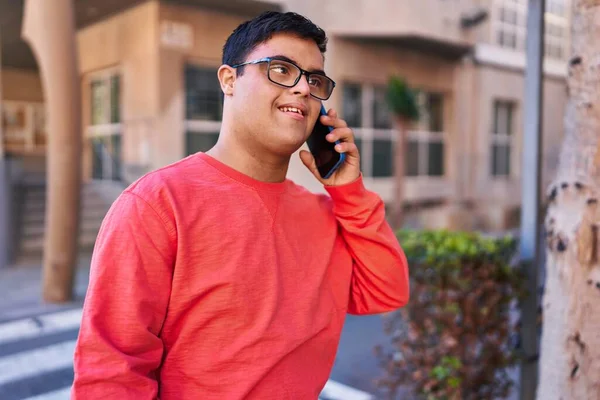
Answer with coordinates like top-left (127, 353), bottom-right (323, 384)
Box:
top-left (386, 76), bottom-right (420, 122)
top-left (376, 230), bottom-right (526, 400)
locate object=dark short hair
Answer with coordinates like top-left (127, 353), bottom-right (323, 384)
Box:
top-left (222, 11), bottom-right (328, 75)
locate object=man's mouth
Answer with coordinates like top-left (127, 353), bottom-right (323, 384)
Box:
top-left (278, 106), bottom-right (305, 117)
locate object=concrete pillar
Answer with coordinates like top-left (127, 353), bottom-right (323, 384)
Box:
top-left (0, 25), bottom-right (9, 269)
top-left (22, 0), bottom-right (82, 302)
top-left (0, 158), bottom-right (9, 269)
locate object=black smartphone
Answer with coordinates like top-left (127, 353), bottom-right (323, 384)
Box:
top-left (306, 105), bottom-right (345, 179)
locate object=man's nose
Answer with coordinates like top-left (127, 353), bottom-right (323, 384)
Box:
top-left (292, 73), bottom-right (311, 96)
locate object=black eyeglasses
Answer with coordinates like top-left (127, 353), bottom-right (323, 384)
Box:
top-left (230, 57), bottom-right (336, 100)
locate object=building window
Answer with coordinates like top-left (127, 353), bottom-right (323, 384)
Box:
top-left (493, 0), bottom-right (569, 59)
top-left (342, 82), bottom-right (445, 179)
top-left (544, 0), bottom-right (569, 60)
top-left (185, 65), bottom-right (223, 121)
top-left (372, 86), bottom-right (392, 130)
top-left (342, 83), bottom-right (362, 128)
top-left (491, 100), bottom-right (516, 177)
top-left (370, 84), bottom-right (393, 177)
top-left (91, 74), bottom-right (120, 126)
top-left (87, 70), bottom-right (122, 181)
top-left (407, 92), bottom-right (445, 177)
top-left (547, 0), bottom-right (567, 15)
top-left (91, 135), bottom-right (122, 181)
top-left (493, 0), bottom-right (527, 51)
top-left (185, 65), bottom-right (222, 155)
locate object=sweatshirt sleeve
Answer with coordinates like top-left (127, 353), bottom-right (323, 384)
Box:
top-left (72, 190), bottom-right (176, 399)
top-left (324, 175), bottom-right (409, 315)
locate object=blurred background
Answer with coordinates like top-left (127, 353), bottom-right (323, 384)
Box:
top-left (0, 0), bottom-right (571, 399)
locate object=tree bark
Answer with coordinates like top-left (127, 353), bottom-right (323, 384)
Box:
top-left (537, 0), bottom-right (600, 398)
top-left (22, 0), bottom-right (82, 302)
top-left (392, 117), bottom-right (408, 229)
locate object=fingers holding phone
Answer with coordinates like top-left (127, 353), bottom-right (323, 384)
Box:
top-left (321, 110), bottom-right (359, 156)
top-left (302, 107), bottom-right (361, 186)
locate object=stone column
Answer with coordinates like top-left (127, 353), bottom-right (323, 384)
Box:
top-left (0, 26), bottom-right (10, 269)
top-left (22, 0), bottom-right (82, 302)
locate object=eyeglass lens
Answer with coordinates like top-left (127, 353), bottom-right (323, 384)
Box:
top-left (266, 59), bottom-right (333, 100)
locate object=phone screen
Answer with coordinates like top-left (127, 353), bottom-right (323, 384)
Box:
top-left (306, 105), bottom-right (345, 179)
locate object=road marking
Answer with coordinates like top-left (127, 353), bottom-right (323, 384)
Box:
top-left (0, 340), bottom-right (76, 385)
top-left (24, 386), bottom-right (72, 400)
top-left (0, 308), bottom-right (82, 345)
top-left (320, 379), bottom-right (374, 400)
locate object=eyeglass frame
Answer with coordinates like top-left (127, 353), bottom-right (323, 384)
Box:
top-left (229, 56), bottom-right (336, 101)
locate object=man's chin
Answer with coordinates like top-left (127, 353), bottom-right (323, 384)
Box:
top-left (268, 136), bottom-right (308, 157)
top-left (273, 142), bottom-right (305, 157)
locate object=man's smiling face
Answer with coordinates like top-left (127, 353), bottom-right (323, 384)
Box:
top-left (227, 33), bottom-right (326, 157)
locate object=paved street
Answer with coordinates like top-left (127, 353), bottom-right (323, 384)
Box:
top-left (0, 307), bottom-right (80, 399)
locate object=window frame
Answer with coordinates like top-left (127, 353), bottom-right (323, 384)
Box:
top-left (342, 82), bottom-right (447, 181)
top-left (85, 67), bottom-right (122, 181)
top-left (491, 0), bottom-right (569, 60)
top-left (184, 63), bottom-right (223, 156)
top-left (490, 99), bottom-right (517, 178)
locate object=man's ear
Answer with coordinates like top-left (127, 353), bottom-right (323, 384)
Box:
top-left (218, 65), bottom-right (236, 96)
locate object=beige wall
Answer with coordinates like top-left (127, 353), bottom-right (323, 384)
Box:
top-left (328, 39), bottom-right (455, 94)
top-left (472, 65), bottom-right (565, 203)
top-left (475, 0), bottom-right (495, 46)
top-left (454, 57), bottom-right (481, 203)
top-left (159, 4), bottom-right (244, 64)
top-left (472, 65), bottom-right (524, 205)
top-left (1, 68), bottom-right (43, 102)
top-left (285, 0), bottom-right (475, 46)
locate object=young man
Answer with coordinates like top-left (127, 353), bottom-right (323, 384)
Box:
top-left (72, 11), bottom-right (409, 400)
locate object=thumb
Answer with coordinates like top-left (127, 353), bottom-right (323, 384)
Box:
top-left (299, 150), bottom-right (323, 182)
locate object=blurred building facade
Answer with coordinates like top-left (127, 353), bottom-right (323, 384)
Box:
top-left (0, 0), bottom-right (569, 259)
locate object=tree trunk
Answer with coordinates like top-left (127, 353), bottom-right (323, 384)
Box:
top-left (537, 0), bottom-right (600, 398)
top-left (22, 0), bottom-right (82, 302)
top-left (392, 117), bottom-right (408, 229)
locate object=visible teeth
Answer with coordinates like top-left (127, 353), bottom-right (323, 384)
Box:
top-left (280, 107), bottom-right (302, 115)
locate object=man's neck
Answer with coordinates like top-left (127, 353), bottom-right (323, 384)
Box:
top-left (206, 137), bottom-right (290, 184)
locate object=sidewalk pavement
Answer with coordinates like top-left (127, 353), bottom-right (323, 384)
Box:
top-left (0, 253), bottom-right (92, 323)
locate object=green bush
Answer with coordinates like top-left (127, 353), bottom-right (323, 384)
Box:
top-left (375, 230), bottom-right (525, 400)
